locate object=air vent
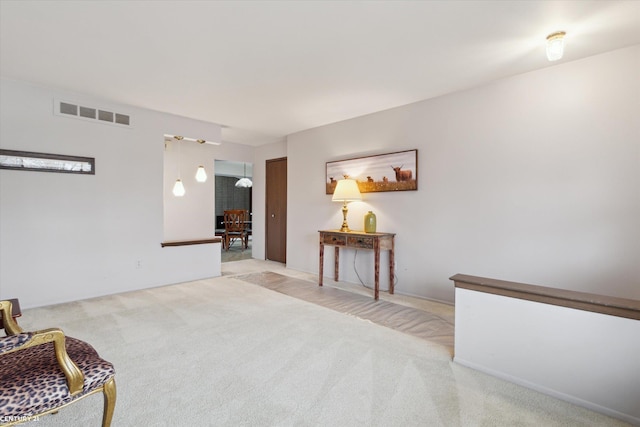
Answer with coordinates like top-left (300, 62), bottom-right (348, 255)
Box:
top-left (98, 110), bottom-right (113, 122)
top-left (55, 99), bottom-right (133, 128)
top-left (60, 102), bottom-right (78, 115)
top-left (115, 113), bottom-right (130, 125)
top-left (79, 106), bottom-right (96, 119)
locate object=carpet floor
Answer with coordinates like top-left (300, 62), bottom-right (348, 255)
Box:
top-left (7, 260), bottom-right (630, 426)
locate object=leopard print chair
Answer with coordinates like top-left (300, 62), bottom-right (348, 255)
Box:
top-left (0, 300), bottom-right (116, 426)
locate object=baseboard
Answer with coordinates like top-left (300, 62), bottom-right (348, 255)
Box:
top-left (453, 357), bottom-right (640, 426)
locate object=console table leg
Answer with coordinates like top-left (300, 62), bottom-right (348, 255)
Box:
top-left (319, 243), bottom-right (324, 286)
top-left (334, 247), bottom-right (340, 282)
top-left (389, 238), bottom-right (395, 295)
top-left (374, 241), bottom-right (380, 300)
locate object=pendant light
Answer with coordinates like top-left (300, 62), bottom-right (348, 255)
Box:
top-left (172, 179), bottom-right (185, 196)
top-left (235, 163), bottom-right (253, 188)
top-left (172, 136), bottom-right (186, 197)
top-left (195, 165), bottom-right (207, 183)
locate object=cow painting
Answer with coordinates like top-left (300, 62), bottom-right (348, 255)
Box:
top-left (326, 149), bottom-right (417, 194)
top-left (391, 165), bottom-right (412, 182)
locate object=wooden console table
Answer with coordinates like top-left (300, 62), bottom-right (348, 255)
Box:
top-left (319, 230), bottom-right (395, 300)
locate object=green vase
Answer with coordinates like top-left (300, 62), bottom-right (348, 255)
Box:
top-left (364, 211), bottom-right (376, 233)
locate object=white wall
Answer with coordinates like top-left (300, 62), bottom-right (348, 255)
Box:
top-left (286, 46), bottom-right (640, 303)
top-left (454, 288), bottom-right (640, 424)
top-left (0, 78), bottom-right (237, 308)
top-left (3, 46), bottom-right (638, 308)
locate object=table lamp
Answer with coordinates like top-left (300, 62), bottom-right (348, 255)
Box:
top-left (332, 179), bottom-right (362, 232)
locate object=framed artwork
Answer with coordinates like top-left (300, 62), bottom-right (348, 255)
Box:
top-left (0, 149), bottom-right (95, 175)
top-left (326, 149), bottom-right (417, 194)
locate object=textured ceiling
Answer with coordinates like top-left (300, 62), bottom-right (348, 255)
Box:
top-left (1, 1), bottom-right (639, 145)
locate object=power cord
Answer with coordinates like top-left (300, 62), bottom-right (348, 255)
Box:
top-left (353, 250), bottom-right (398, 292)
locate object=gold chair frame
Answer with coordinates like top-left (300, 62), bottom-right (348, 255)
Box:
top-left (0, 300), bottom-right (116, 427)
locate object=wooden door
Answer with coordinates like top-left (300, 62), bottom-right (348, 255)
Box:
top-left (266, 157), bottom-right (287, 262)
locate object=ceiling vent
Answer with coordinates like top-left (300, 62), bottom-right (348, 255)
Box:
top-left (55, 99), bottom-right (132, 128)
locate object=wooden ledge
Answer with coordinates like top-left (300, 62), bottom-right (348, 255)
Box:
top-left (450, 274), bottom-right (640, 321)
top-left (161, 238), bottom-right (222, 248)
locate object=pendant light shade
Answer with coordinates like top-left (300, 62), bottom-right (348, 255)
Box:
top-left (235, 163), bottom-right (253, 188)
top-left (195, 165), bottom-right (207, 182)
top-left (172, 179), bottom-right (185, 197)
top-left (235, 177), bottom-right (253, 188)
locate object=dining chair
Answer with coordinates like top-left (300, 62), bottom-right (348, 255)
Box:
top-left (223, 209), bottom-right (249, 251)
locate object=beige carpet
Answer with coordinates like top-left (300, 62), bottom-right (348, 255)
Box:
top-left (9, 260), bottom-right (629, 426)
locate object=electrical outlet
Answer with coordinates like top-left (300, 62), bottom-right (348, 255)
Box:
top-left (136, 260), bottom-right (142, 269)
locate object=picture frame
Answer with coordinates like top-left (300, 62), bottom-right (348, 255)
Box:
top-left (0, 149), bottom-right (95, 175)
top-left (326, 149), bottom-right (417, 194)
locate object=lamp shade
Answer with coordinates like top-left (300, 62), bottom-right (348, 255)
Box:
top-left (195, 166), bottom-right (207, 182)
top-left (172, 179), bottom-right (185, 197)
top-left (546, 31), bottom-right (566, 61)
top-left (235, 163), bottom-right (253, 187)
top-left (235, 177), bottom-right (253, 188)
top-left (332, 179), bottom-right (362, 202)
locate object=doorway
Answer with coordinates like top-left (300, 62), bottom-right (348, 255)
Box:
top-left (215, 160), bottom-right (253, 262)
top-left (266, 157), bottom-right (287, 263)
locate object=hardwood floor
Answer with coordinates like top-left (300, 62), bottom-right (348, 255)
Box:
top-left (236, 270), bottom-right (455, 355)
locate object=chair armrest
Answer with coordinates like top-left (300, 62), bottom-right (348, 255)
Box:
top-left (0, 300), bottom-right (23, 335)
top-left (1, 328), bottom-right (85, 395)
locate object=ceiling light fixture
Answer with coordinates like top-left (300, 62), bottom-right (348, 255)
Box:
top-left (546, 31), bottom-right (566, 61)
top-left (172, 136), bottom-right (186, 197)
top-left (235, 163), bottom-right (253, 188)
top-left (163, 134), bottom-right (221, 146)
top-left (195, 165), bottom-right (207, 183)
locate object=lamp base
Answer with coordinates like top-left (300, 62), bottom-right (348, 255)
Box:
top-left (339, 202), bottom-right (351, 232)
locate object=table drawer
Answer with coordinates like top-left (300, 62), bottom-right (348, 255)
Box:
top-left (347, 236), bottom-right (374, 249)
top-left (323, 234), bottom-right (346, 246)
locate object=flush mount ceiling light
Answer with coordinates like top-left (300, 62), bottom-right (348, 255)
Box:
top-left (546, 31), bottom-right (566, 61)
